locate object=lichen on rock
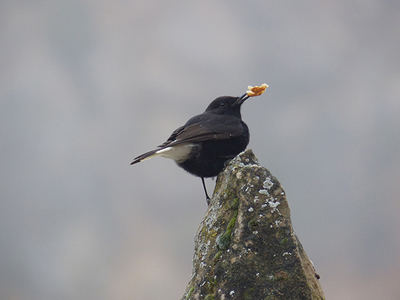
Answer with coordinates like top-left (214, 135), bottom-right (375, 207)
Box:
top-left (182, 150), bottom-right (325, 300)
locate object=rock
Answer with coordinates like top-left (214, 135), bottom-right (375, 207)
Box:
top-left (182, 150), bottom-right (325, 300)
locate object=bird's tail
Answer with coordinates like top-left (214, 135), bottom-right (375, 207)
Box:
top-left (131, 144), bottom-right (195, 165)
top-left (130, 149), bottom-right (160, 165)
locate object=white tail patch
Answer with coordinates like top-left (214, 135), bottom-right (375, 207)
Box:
top-left (155, 144), bottom-right (196, 163)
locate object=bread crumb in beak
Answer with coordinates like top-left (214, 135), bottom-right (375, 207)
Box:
top-left (246, 83), bottom-right (269, 97)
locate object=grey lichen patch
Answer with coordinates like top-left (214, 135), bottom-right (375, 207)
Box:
top-left (181, 150), bottom-right (325, 300)
top-left (263, 176), bottom-right (274, 189)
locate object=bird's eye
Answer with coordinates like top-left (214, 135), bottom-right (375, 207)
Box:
top-left (220, 103), bottom-right (225, 107)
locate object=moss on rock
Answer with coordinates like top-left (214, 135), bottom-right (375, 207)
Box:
top-left (182, 150), bottom-right (325, 300)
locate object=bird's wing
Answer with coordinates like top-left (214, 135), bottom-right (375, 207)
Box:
top-left (158, 125), bottom-right (186, 147)
top-left (159, 114), bottom-right (244, 148)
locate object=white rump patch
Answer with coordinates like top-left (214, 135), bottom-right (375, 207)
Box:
top-left (156, 144), bottom-right (196, 163)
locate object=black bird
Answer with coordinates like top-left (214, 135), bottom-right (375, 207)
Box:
top-left (131, 84), bottom-right (268, 204)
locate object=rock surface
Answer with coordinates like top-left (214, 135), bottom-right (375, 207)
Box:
top-left (182, 150), bottom-right (325, 300)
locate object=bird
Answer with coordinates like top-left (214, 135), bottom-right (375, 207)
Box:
top-left (130, 84), bottom-right (268, 205)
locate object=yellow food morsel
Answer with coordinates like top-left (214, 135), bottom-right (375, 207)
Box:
top-left (246, 83), bottom-right (269, 97)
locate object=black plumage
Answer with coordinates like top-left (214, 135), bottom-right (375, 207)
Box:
top-left (131, 91), bottom-right (261, 204)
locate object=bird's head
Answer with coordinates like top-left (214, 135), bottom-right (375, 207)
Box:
top-left (205, 83), bottom-right (268, 117)
top-left (205, 96), bottom-right (245, 117)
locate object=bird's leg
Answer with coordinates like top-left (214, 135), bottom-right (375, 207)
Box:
top-left (201, 177), bottom-right (211, 205)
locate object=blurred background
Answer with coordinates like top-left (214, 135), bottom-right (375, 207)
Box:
top-left (1, 0), bottom-right (399, 299)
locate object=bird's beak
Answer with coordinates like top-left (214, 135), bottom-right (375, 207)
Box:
top-left (234, 83), bottom-right (269, 106)
top-left (234, 93), bottom-right (250, 106)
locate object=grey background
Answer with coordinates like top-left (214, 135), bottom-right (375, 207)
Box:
top-left (1, 1), bottom-right (399, 299)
